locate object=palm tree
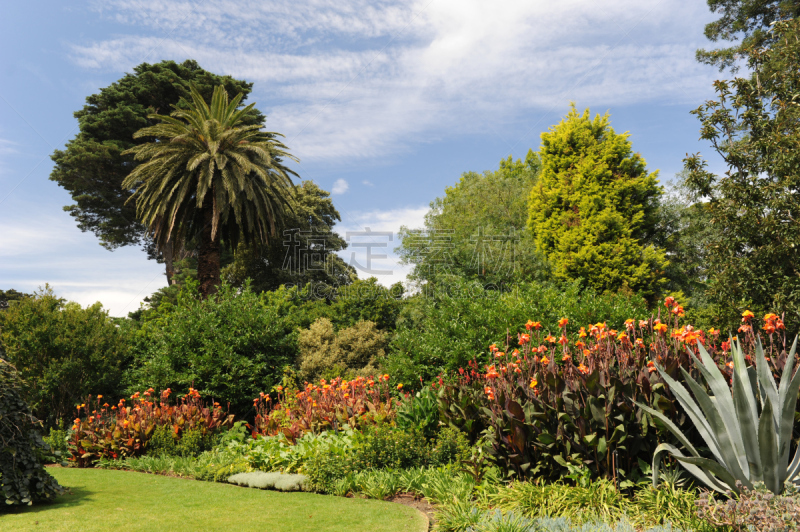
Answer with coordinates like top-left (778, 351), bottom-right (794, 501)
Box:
top-left (122, 85), bottom-right (298, 297)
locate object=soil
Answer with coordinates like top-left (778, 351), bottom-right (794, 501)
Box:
top-left (388, 493), bottom-right (435, 531)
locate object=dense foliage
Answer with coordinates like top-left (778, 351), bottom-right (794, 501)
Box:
top-left (398, 151), bottom-right (548, 287)
top-left (125, 281), bottom-right (296, 415)
top-left (0, 287), bottom-right (128, 427)
top-left (49, 59), bottom-right (264, 280)
top-left (685, 18), bottom-right (800, 332)
top-left (68, 388), bottom-right (233, 466)
top-left (696, 0), bottom-right (800, 71)
top-left (0, 359), bottom-right (63, 506)
top-left (528, 105), bottom-right (666, 298)
top-left (222, 180), bottom-right (356, 292)
top-left (386, 278), bottom-right (648, 384)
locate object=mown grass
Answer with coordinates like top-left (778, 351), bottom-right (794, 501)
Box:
top-left (2, 468), bottom-right (428, 532)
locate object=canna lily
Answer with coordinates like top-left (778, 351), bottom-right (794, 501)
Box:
top-left (558, 317), bottom-right (569, 328)
top-left (541, 356), bottom-right (550, 366)
top-left (577, 363), bottom-right (590, 375)
top-left (741, 310), bottom-right (754, 321)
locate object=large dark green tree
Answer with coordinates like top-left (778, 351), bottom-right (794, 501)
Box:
top-left (222, 180), bottom-right (355, 293)
top-left (697, 0), bottom-right (800, 71)
top-left (527, 106), bottom-right (667, 298)
top-left (50, 60), bottom-right (264, 282)
top-left (398, 151), bottom-right (548, 288)
top-left (123, 85), bottom-right (298, 297)
top-left (685, 18), bottom-right (800, 329)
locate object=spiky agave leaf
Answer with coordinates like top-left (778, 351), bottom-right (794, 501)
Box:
top-left (637, 336), bottom-right (800, 495)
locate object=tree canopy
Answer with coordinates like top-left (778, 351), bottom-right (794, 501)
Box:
top-left (697, 0), bottom-right (800, 71)
top-left (50, 60), bottom-right (264, 281)
top-left (398, 151), bottom-right (548, 288)
top-left (123, 85), bottom-right (298, 297)
top-left (685, 18), bottom-right (800, 329)
top-left (528, 105), bottom-right (666, 298)
top-left (222, 180), bottom-right (355, 293)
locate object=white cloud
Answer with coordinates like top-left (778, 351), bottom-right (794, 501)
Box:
top-left (334, 205), bottom-right (428, 286)
top-left (331, 178), bottom-right (349, 194)
top-left (0, 209), bottom-right (166, 317)
top-left (69, 0), bottom-right (717, 162)
top-left (362, 180), bottom-right (374, 187)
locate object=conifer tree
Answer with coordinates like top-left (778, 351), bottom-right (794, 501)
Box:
top-left (528, 105), bottom-right (666, 297)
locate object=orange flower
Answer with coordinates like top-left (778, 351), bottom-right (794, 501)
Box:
top-left (382, 374), bottom-right (390, 381)
top-left (526, 320), bottom-right (542, 331)
top-left (344, 393), bottom-right (350, 398)
top-left (624, 319), bottom-right (634, 329)
top-left (518, 333), bottom-right (531, 344)
top-left (577, 364), bottom-right (589, 375)
top-left (558, 317), bottom-right (569, 328)
top-left (558, 335), bottom-right (568, 346)
top-left (741, 310), bottom-right (754, 321)
top-left (654, 323), bottom-right (668, 334)
top-left (671, 305), bottom-right (685, 317)
top-left (707, 327), bottom-right (719, 336)
top-left (97, 395), bottom-right (103, 399)
top-left (639, 319), bottom-right (649, 328)
top-left (73, 418), bottom-right (80, 424)
top-left (489, 343), bottom-right (499, 353)
top-left (664, 296), bottom-right (675, 308)
top-left (578, 327), bottom-right (587, 338)
top-left (575, 340), bottom-right (585, 349)
top-left (646, 360), bottom-right (657, 373)
top-left (583, 349), bottom-right (591, 356)
top-left (634, 338), bottom-right (644, 348)
top-left (617, 332), bottom-right (628, 342)
top-left (529, 378), bottom-right (538, 389)
top-left (540, 356), bottom-right (550, 365)
top-left (726, 361), bottom-right (734, 370)
top-left (561, 354), bottom-right (571, 362)
top-left (545, 334), bottom-right (556, 343)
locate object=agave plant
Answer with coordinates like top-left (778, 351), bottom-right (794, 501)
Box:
top-left (637, 337), bottom-right (800, 494)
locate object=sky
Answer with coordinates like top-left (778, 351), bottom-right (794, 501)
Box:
top-left (0, 0), bottom-right (728, 316)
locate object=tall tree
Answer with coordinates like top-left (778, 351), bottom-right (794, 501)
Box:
top-left (50, 60), bottom-right (263, 282)
top-left (398, 151), bottom-right (548, 288)
top-left (685, 18), bottom-right (800, 328)
top-left (222, 180), bottom-right (355, 293)
top-left (528, 105), bottom-right (667, 298)
top-left (123, 85), bottom-right (298, 297)
top-left (697, 0), bottom-right (800, 71)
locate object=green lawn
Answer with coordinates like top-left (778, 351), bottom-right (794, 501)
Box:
top-left (2, 468), bottom-right (428, 532)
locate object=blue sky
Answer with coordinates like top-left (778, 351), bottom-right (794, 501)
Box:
top-left (0, 1), bottom-right (726, 315)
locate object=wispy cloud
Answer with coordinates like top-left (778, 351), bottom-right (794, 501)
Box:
top-left (70, 0), bottom-right (716, 163)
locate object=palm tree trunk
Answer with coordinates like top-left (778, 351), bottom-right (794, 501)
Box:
top-left (197, 191), bottom-right (221, 298)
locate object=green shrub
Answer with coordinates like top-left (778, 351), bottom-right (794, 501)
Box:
top-left (350, 424), bottom-right (429, 470)
top-left (0, 359), bottom-right (64, 506)
top-left (125, 281), bottom-right (296, 416)
top-left (227, 472), bottom-right (308, 492)
top-left (39, 426), bottom-right (70, 465)
top-left (397, 385), bottom-right (440, 439)
top-left (0, 287), bottom-right (129, 427)
top-left (297, 318), bottom-right (385, 381)
top-left (147, 424), bottom-right (178, 456)
top-left (430, 426), bottom-right (470, 466)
